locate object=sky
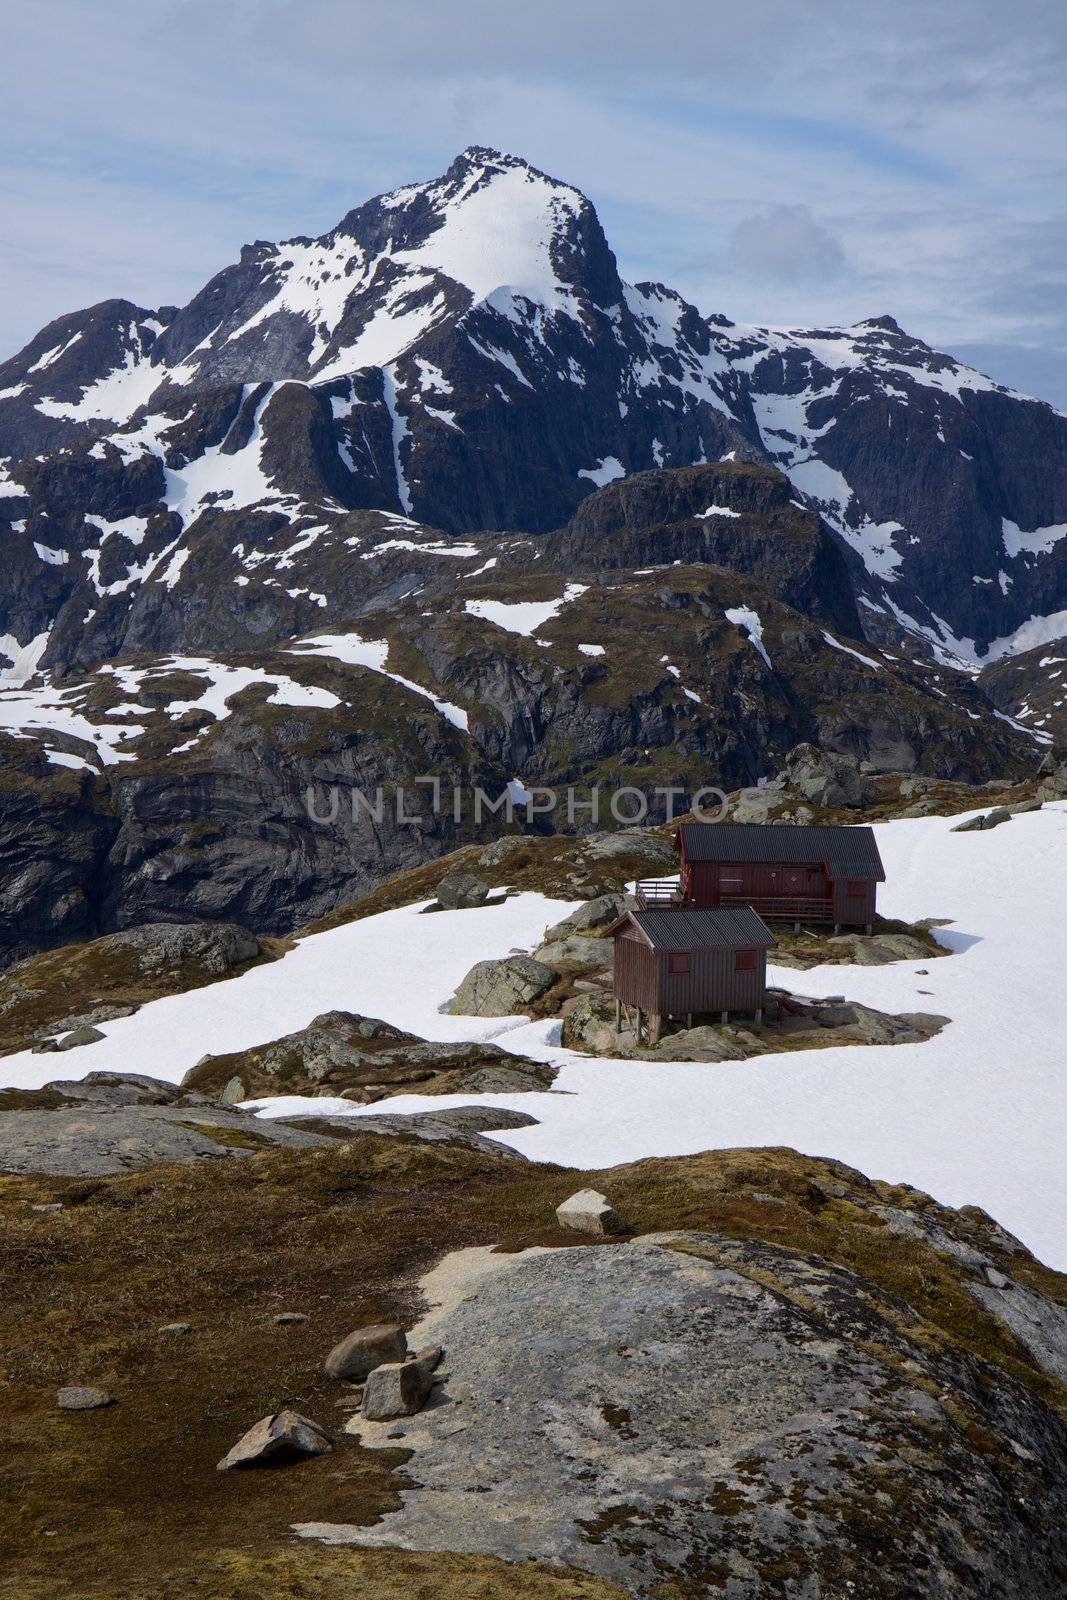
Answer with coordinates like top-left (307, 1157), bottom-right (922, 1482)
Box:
top-left (2, 0), bottom-right (1066, 405)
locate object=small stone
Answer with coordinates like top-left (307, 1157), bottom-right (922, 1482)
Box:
top-left (361, 1359), bottom-right (434, 1420)
top-left (325, 1322), bottom-right (407, 1381)
top-left (334, 1387), bottom-right (365, 1409)
top-left (555, 1188), bottom-right (626, 1237)
top-left (984, 1266), bottom-right (1009, 1289)
top-left (159, 1322), bottom-right (192, 1335)
top-left (31, 1040), bottom-right (60, 1054)
top-left (413, 1344), bottom-right (444, 1373)
top-left (31, 1202), bottom-right (63, 1212)
top-left (57, 1386), bottom-right (114, 1410)
top-left (273, 1312), bottom-right (308, 1325)
top-left (217, 1409), bottom-right (332, 1471)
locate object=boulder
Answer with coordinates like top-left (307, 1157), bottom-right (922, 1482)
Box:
top-left (55, 1025), bottom-right (105, 1051)
top-left (585, 830), bottom-right (676, 867)
top-left (435, 873), bottom-right (491, 910)
top-left (827, 933), bottom-right (932, 965)
top-left (56, 1386), bottom-right (114, 1410)
top-left (324, 1322), bottom-right (407, 1381)
top-left (216, 1409), bottom-right (332, 1470)
top-left (104, 921), bottom-right (259, 977)
top-left (1036, 758), bottom-right (1067, 800)
top-left (361, 1360), bottom-right (434, 1420)
top-left (531, 935), bottom-right (613, 972)
top-left (555, 1189), bottom-right (626, 1236)
top-left (478, 837), bottom-right (525, 867)
top-left (952, 807), bottom-right (1012, 833)
top-left (38, 1071), bottom-right (181, 1107)
top-left (541, 894), bottom-right (627, 941)
top-left (782, 743), bottom-right (873, 808)
top-left (648, 1025), bottom-right (753, 1062)
top-left (448, 954), bottom-right (557, 1016)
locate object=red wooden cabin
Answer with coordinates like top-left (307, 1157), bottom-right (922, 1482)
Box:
top-left (608, 906), bottom-right (776, 1045)
top-left (638, 822), bottom-right (885, 932)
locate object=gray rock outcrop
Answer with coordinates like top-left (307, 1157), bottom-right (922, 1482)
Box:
top-left (434, 873), bottom-right (491, 910)
top-left (296, 1232), bottom-right (1067, 1596)
top-left (782, 743), bottom-right (874, 808)
top-left (448, 954), bottom-right (558, 1016)
top-left (0, 1099), bottom-right (333, 1177)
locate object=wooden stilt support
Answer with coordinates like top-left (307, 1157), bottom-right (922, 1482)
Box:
top-left (614, 997), bottom-right (621, 1033)
top-left (686, 1012), bottom-right (693, 1030)
top-left (720, 1010), bottom-right (728, 1025)
top-left (794, 919), bottom-right (800, 934)
top-left (755, 1008), bottom-right (763, 1025)
top-left (650, 1012), bottom-right (661, 1046)
top-left (636, 1006), bottom-right (643, 1044)
top-left (833, 923), bottom-right (841, 935)
top-left (865, 923), bottom-right (873, 936)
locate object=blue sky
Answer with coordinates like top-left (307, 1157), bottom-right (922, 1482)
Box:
top-left (3, 0), bottom-right (1066, 405)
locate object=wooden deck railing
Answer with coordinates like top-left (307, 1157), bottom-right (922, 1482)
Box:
top-left (634, 877), bottom-right (681, 907)
top-left (718, 892), bottom-right (832, 920)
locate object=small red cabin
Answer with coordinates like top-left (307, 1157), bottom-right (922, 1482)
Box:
top-left (608, 906), bottom-right (776, 1045)
top-left (642, 822), bottom-right (885, 932)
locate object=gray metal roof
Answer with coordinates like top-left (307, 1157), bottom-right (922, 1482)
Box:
top-left (678, 822), bottom-right (885, 880)
top-left (626, 907), bottom-right (777, 951)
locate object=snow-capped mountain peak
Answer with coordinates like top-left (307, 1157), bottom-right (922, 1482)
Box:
top-left (2, 149), bottom-right (1067, 668)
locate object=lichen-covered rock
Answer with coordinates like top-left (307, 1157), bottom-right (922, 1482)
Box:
top-left (434, 873), bottom-right (491, 910)
top-left (827, 932), bottom-right (933, 964)
top-left (324, 1323), bottom-right (408, 1382)
top-left (297, 1233), bottom-right (1067, 1595)
top-left (56, 1386), bottom-right (114, 1411)
top-left (103, 921), bottom-right (260, 976)
top-left (361, 1360), bottom-right (434, 1420)
top-left (216, 1409), bottom-right (332, 1470)
top-left (182, 1010), bottom-right (556, 1100)
top-left (541, 894), bottom-right (628, 942)
top-left (555, 1189), bottom-right (626, 1236)
top-left (448, 955), bottom-right (558, 1017)
top-left (782, 742), bottom-right (874, 808)
top-left (531, 935), bottom-right (612, 972)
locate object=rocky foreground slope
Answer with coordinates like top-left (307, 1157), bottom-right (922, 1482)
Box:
top-left (3, 1127), bottom-right (1067, 1600)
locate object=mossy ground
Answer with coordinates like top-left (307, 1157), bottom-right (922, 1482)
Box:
top-left (2, 1136), bottom-right (1065, 1599)
top-left (0, 933), bottom-right (286, 1057)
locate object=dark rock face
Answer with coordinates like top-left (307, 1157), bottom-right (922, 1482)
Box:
top-left (545, 462), bottom-right (862, 636)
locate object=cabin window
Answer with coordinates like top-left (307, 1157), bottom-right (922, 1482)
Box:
top-left (720, 875), bottom-right (743, 891)
top-left (668, 951), bottom-right (691, 975)
top-left (846, 878), bottom-right (865, 897)
top-left (735, 949), bottom-right (756, 972)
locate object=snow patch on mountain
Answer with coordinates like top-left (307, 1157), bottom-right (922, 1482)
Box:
top-left (464, 583), bottom-right (588, 638)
